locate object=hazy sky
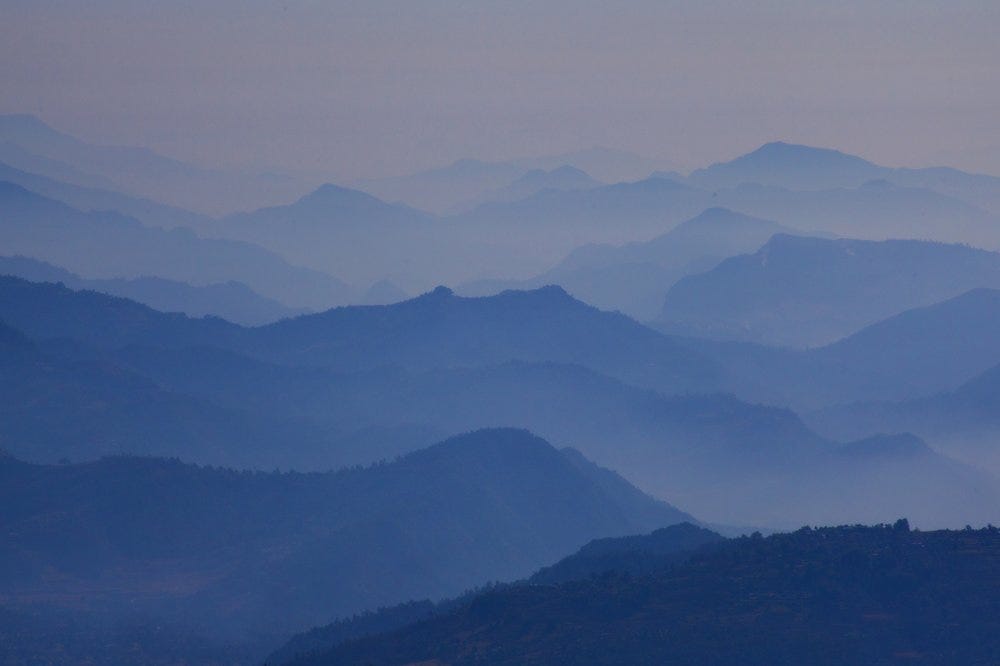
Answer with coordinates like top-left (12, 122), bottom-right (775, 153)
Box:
top-left (2, 0), bottom-right (999, 179)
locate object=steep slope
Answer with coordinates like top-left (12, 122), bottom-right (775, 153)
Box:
top-left (0, 183), bottom-right (355, 309)
top-left (0, 429), bottom-right (690, 643)
top-left (293, 524), bottom-right (1000, 666)
top-left (0, 255), bottom-right (304, 325)
top-left (661, 235), bottom-right (1000, 347)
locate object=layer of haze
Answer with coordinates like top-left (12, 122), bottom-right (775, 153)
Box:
top-left (1, 0), bottom-right (999, 180)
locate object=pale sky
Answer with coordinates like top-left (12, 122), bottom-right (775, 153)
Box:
top-left (2, 0), bottom-right (999, 179)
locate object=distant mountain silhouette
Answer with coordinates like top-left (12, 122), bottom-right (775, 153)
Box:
top-left (0, 183), bottom-right (355, 309)
top-left (0, 255), bottom-right (304, 325)
top-left (358, 148), bottom-right (662, 214)
top-left (0, 159), bottom-right (209, 228)
top-left (0, 429), bottom-right (689, 649)
top-left (809, 360), bottom-right (1000, 477)
top-left (212, 183), bottom-right (436, 286)
top-left (464, 165), bottom-right (602, 207)
top-left (688, 141), bottom-right (886, 190)
top-left (460, 208), bottom-right (805, 319)
top-left (660, 235), bottom-right (1000, 347)
top-left (689, 140), bottom-right (1000, 214)
top-left (361, 279), bottom-right (409, 305)
top-left (710, 180), bottom-right (1000, 247)
top-left (514, 146), bottom-right (667, 184)
top-left (358, 158), bottom-right (526, 213)
top-left (442, 173), bottom-right (1000, 286)
top-left (0, 114), bottom-right (313, 214)
top-left (288, 524), bottom-right (1000, 666)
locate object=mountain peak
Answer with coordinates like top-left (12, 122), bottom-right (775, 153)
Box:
top-left (688, 141), bottom-right (884, 190)
top-left (298, 182), bottom-right (380, 205)
top-left (419, 285), bottom-right (455, 300)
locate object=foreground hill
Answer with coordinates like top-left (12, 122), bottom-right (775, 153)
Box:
top-left (291, 523), bottom-right (1000, 666)
top-left (271, 523), bottom-right (724, 664)
top-left (660, 234), bottom-right (1000, 347)
top-left (0, 183), bottom-right (355, 309)
top-left (0, 429), bottom-right (688, 658)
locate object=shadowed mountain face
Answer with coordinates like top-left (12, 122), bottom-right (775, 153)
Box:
top-left (459, 207), bottom-right (805, 319)
top-left (0, 429), bottom-right (689, 646)
top-left (660, 235), bottom-right (1000, 347)
top-left (288, 524), bottom-right (1000, 666)
top-left (0, 255), bottom-right (304, 325)
top-left (0, 183), bottom-right (355, 309)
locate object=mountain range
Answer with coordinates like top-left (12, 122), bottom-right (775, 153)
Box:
top-left (0, 182), bottom-right (355, 309)
top-left (689, 140), bottom-right (1000, 214)
top-left (2, 275), bottom-right (997, 528)
top-left (0, 114), bottom-right (314, 214)
top-left (460, 207), bottom-right (804, 319)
